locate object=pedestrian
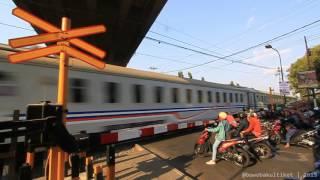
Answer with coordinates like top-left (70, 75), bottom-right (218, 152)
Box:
top-left (205, 112), bottom-right (229, 165)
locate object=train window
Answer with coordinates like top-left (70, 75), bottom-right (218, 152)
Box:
top-left (235, 93), bottom-right (239, 103)
top-left (0, 71), bottom-right (16, 96)
top-left (39, 76), bottom-right (57, 86)
top-left (216, 92), bottom-right (220, 103)
top-left (172, 88), bottom-right (179, 103)
top-left (104, 82), bottom-right (119, 103)
top-left (207, 91), bottom-right (212, 103)
top-left (154, 86), bottom-right (163, 103)
top-left (240, 94), bottom-right (244, 102)
top-left (229, 93), bottom-right (233, 103)
top-left (133, 84), bottom-right (144, 103)
top-left (186, 89), bottom-right (192, 103)
top-left (197, 90), bottom-right (203, 103)
top-left (223, 92), bottom-right (227, 103)
top-left (70, 78), bottom-right (88, 103)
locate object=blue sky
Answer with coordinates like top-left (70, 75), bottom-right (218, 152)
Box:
top-left (1, 0), bottom-right (320, 93)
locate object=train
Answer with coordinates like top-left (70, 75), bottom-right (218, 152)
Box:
top-left (0, 44), bottom-right (295, 135)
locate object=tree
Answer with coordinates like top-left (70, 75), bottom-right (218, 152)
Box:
top-left (178, 71), bottom-right (184, 78)
top-left (188, 72), bottom-right (193, 79)
top-left (288, 44), bottom-right (320, 95)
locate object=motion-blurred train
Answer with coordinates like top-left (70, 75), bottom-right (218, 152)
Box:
top-left (0, 44), bottom-right (295, 135)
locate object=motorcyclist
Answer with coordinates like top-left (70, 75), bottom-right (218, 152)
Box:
top-left (225, 112), bottom-right (238, 139)
top-left (233, 113), bottom-right (249, 137)
top-left (240, 112), bottom-right (262, 138)
top-left (284, 122), bottom-right (298, 148)
top-left (226, 112), bottom-right (238, 128)
top-left (205, 112), bottom-right (229, 165)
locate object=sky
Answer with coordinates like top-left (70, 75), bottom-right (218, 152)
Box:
top-left (1, 0), bottom-right (320, 94)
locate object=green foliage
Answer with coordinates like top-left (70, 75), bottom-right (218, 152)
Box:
top-left (288, 45), bottom-right (320, 95)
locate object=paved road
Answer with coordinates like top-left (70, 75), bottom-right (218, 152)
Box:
top-left (141, 131), bottom-right (315, 180)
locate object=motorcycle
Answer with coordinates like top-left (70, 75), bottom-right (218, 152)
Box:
top-left (194, 130), bottom-right (250, 167)
top-left (243, 134), bottom-right (274, 159)
top-left (267, 119), bottom-right (319, 147)
top-left (290, 126), bottom-right (319, 147)
top-left (266, 120), bottom-right (282, 145)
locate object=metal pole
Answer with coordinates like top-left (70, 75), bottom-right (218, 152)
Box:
top-left (305, 36), bottom-right (311, 69)
top-left (304, 36), bottom-right (318, 109)
top-left (48, 17), bottom-right (71, 180)
top-left (273, 48), bottom-right (287, 105)
top-left (269, 87), bottom-right (274, 111)
top-left (104, 144), bottom-right (115, 180)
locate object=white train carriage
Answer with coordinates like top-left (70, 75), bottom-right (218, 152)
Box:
top-left (0, 44), bottom-right (286, 135)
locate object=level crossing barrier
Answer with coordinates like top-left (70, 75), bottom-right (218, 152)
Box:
top-left (0, 102), bottom-right (213, 179)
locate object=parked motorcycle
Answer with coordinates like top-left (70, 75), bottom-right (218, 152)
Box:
top-left (194, 130), bottom-right (250, 167)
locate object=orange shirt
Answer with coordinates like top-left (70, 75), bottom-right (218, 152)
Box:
top-left (243, 116), bottom-right (262, 137)
top-left (226, 114), bottom-right (238, 127)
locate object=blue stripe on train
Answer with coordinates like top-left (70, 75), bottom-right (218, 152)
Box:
top-left (67, 105), bottom-right (246, 115)
top-left (67, 105), bottom-right (246, 119)
top-left (16, 105), bottom-right (247, 118)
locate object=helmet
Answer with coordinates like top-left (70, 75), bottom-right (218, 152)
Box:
top-left (218, 112), bottom-right (227, 120)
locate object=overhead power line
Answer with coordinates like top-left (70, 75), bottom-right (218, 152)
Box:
top-left (144, 36), bottom-right (273, 71)
top-left (1, 11), bottom-right (320, 73)
top-left (148, 17), bottom-right (320, 73)
top-left (0, 22), bottom-right (34, 31)
top-left (149, 30), bottom-right (250, 60)
top-left (135, 52), bottom-right (260, 75)
top-left (148, 30), bottom-right (284, 67)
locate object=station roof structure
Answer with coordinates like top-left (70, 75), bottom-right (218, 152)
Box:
top-left (12, 0), bottom-right (167, 66)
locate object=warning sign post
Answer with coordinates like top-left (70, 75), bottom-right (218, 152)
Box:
top-left (8, 7), bottom-right (106, 180)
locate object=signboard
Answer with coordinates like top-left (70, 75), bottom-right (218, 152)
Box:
top-left (297, 70), bottom-right (319, 88)
top-left (279, 81), bottom-right (290, 95)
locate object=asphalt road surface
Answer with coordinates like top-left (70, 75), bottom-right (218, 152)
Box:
top-left (141, 131), bottom-right (315, 180)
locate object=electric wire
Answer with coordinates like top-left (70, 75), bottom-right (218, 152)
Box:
top-left (155, 17), bottom-right (320, 73)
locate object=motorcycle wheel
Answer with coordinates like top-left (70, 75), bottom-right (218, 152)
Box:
top-left (255, 143), bottom-right (272, 159)
top-left (194, 144), bottom-right (206, 158)
top-left (233, 148), bottom-right (250, 167)
top-left (270, 134), bottom-right (281, 145)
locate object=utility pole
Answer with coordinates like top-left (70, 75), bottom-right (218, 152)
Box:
top-left (304, 36), bottom-right (318, 109)
top-left (269, 87), bottom-right (274, 112)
